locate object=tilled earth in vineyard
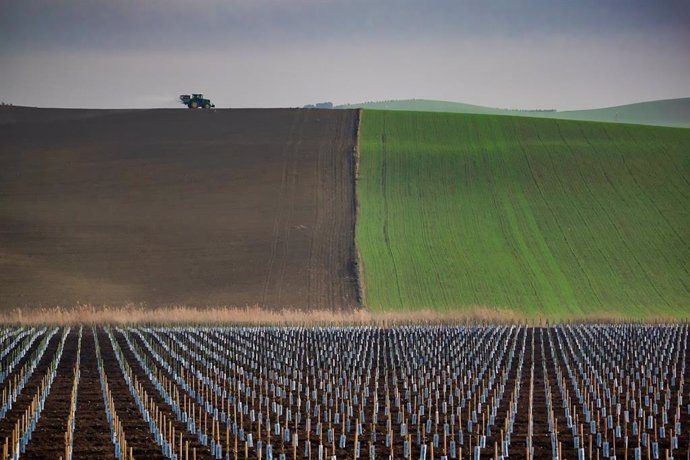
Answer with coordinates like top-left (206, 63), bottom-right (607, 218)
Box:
top-left (0, 106), bottom-right (359, 310)
top-left (1, 325), bottom-right (688, 459)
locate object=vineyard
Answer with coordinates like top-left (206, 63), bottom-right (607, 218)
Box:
top-left (0, 325), bottom-right (687, 459)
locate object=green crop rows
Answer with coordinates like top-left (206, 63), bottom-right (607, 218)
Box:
top-left (356, 110), bottom-right (690, 319)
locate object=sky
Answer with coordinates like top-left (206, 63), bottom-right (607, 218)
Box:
top-left (1, 0), bottom-right (688, 110)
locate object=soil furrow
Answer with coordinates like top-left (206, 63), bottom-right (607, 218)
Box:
top-left (71, 328), bottom-right (117, 460)
top-left (112, 329), bottom-right (215, 459)
top-left (0, 331), bottom-right (60, 439)
top-left (22, 329), bottom-right (78, 459)
top-left (95, 328), bottom-right (167, 460)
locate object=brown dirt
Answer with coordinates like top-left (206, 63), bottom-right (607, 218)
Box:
top-left (93, 328), bottom-right (168, 459)
top-left (2, 326), bottom-right (688, 458)
top-left (0, 106), bottom-right (359, 311)
top-left (111, 329), bottom-right (215, 459)
top-left (21, 329), bottom-right (77, 459)
top-left (0, 332), bottom-right (60, 441)
top-left (71, 328), bottom-right (117, 460)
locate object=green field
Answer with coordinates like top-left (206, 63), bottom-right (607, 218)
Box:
top-left (357, 110), bottom-right (690, 319)
top-left (341, 98), bottom-right (690, 128)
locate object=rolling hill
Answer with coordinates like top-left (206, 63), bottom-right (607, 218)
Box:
top-left (340, 98), bottom-right (690, 128)
top-left (0, 107), bottom-right (359, 310)
top-left (3, 104), bottom-right (689, 320)
top-left (356, 110), bottom-right (690, 319)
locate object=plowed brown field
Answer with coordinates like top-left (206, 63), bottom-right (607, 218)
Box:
top-left (0, 107), bottom-right (359, 310)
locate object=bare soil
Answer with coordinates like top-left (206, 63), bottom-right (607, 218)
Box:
top-left (21, 329), bottom-right (77, 459)
top-left (0, 332), bottom-right (60, 441)
top-left (0, 106), bottom-right (359, 311)
top-left (1, 326), bottom-right (687, 458)
top-left (94, 328), bottom-right (168, 459)
top-left (111, 330), bottom-right (214, 459)
top-left (71, 328), bottom-right (117, 460)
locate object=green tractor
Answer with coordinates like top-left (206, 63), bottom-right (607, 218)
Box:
top-left (179, 94), bottom-right (215, 109)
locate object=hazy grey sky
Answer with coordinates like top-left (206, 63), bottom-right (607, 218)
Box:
top-left (1, 0), bottom-right (688, 109)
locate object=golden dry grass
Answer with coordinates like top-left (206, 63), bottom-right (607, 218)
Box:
top-left (0, 305), bottom-right (682, 326)
top-left (0, 305), bottom-right (510, 326)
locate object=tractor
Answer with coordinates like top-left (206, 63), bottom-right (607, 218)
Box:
top-left (179, 94), bottom-right (215, 109)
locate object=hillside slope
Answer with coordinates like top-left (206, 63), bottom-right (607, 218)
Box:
top-left (0, 107), bottom-right (359, 310)
top-left (341, 98), bottom-right (690, 128)
top-left (357, 110), bottom-right (690, 318)
top-left (339, 99), bottom-right (511, 115)
top-left (553, 98), bottom-right (690, 128)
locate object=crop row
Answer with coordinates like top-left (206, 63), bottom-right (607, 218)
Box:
top-left (0, 325), bottom-right (687, 459)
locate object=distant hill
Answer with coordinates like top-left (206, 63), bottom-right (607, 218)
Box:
top-left (551, 98), bottom-right (690, 128)
top-left (339, 99), bottom-right (516, 115)
top-left (339, 98), bottom-right (690, 128)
